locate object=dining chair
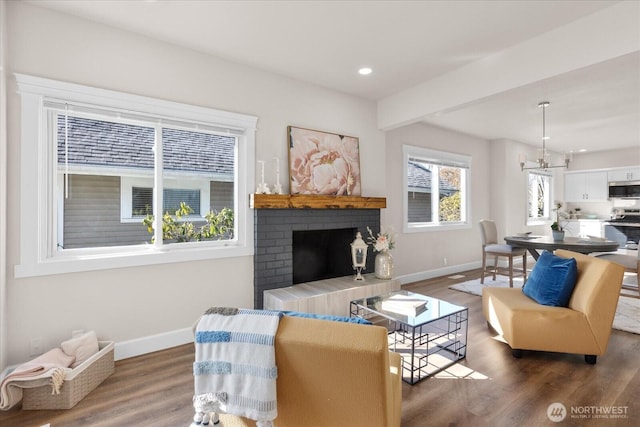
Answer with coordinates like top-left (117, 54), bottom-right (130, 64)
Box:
top-left (594, 249), bottom-right (639, 299)
top-left (479, 219), bottom-right (527, 287)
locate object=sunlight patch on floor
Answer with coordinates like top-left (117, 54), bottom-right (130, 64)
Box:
top-left (433, 363), bottom-right (489, 380)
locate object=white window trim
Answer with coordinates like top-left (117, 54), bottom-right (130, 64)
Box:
top-left (403, 145), bottom-right (472, 233)
top-left (524, 170), bottom-right (555, 226)
top-left (15, 73), bottom-right (257, 278)
top-left (525, 169), bottom-right (554, 226)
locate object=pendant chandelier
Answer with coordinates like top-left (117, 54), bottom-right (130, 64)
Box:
top-left (520, 101), bottom-right (571, 171)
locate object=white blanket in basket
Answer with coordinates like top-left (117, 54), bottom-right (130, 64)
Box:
top-left (193, 307), bottom-right (281, 425)
top-left (0, 348), bottom-right (73, 410)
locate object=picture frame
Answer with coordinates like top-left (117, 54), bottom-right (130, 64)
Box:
top-left (287, 126), bottom-right (361, 196)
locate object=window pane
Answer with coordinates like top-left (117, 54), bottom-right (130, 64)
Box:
top-left (405, 146), bottom-right (470, 230)
top-left (163, 189), bottom-right (200, 215)
top-left (132, 187), bottom-right (201, 216)
top-left (132, 187), bottom-right (153, 216)
top-left (439, 167), bottom-right (462, 222)
top-left (161, 127), bottom-right (236, 243)
top-left (528, 172), bottom-right (550, 221)
top-left (56, 116), bottom-right (237, 249)
top-left (407, 160), bottom-right (433, 222)
top-left (57, 115), bottom-right (154, 249)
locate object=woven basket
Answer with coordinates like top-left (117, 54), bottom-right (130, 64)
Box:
top-left (22, 341), bottom-right (114, 410)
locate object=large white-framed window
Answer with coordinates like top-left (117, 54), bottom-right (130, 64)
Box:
top-left (15, 74), bottom-right (257, 277)
top-left (403, 145), bottom-right (471, 233)
top-left (526, 170), bottom-right (553, 225)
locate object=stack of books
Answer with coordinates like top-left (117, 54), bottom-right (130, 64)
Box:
top-left (381, 294), bottom-right (428, 316)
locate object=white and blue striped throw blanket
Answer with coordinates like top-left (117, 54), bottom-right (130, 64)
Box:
top-left (193, 307), bottom-right (282, 426)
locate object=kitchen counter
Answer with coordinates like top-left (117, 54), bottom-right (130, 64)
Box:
top-left (563, 219), bottom-right (604, 238)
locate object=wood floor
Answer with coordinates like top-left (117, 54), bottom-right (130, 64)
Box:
top-left (1, 269), bottom-right (638, 427)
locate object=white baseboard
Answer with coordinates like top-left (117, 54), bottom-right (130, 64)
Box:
top-left (114, 327), bottom-right (194, 361)
top-left (397, 261), bottom-right (481, 285)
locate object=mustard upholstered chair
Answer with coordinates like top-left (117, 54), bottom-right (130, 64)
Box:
top-left (479, 219), bottom-right (527, 287)
top-left (194, 315), bottom-right (402, 427)
top-left (482, 249), bottom-right (625, 364)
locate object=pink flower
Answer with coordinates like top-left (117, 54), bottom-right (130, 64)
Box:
top-left (367, 227), bottom-right (395, 252)
top-left (289, 128), bottom-right (360, 195)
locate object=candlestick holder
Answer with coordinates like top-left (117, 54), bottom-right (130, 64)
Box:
top-left (256, 160), bottom-right (271, 194)
top-left (256, 183), bottom-right (271, 194)
top-left (273, 157), bottom-right (283, 194)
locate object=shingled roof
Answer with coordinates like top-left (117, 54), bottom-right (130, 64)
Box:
top-left (407, 161), bottom-right (458, 193)
top-left (57, 115), bottom-right (235, 175)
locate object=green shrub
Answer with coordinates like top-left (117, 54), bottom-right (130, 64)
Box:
top-left (143, 202), bottom-right (234, 243)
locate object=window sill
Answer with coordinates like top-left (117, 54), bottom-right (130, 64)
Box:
top-left (403, 222), bottom-right (471, 233)
top-left (14, 244), bottom-right (252, 278)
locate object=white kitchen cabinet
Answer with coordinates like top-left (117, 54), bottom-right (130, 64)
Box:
top-left (564, 171), bottom-right (608, 202)
top-left (608, 167), bottom-right (640, 182)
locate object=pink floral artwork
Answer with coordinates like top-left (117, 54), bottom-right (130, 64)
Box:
top-left (288, 126), bottom-right (361, 196)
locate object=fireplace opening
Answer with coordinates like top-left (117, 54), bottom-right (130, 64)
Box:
top-left (292, 228), bottom-right (357, 284)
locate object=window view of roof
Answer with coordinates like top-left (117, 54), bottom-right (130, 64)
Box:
top-left (407, 160), bottom-right (458, 194)
top-left (57, 116), bottom-right (235, 175)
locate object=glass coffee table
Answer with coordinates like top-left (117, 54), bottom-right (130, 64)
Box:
top-left (350, 290), bottom-right (468, 384)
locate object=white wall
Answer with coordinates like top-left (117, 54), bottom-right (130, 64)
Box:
top-left (384, 123), bottom-right (492, 281)
top-left (2, 2), bottom-right (385, 366)
top-left (0, 0), bottom-right (8, 372)
top-left (490, 139), bottom-right (565, 238)
top-left (568, 147), bottom-right (640, 171)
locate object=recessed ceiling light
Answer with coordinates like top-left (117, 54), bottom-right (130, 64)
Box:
top-left (358, 67), bottom-right (373, 76)
top-left (579, 149), bottom-right (588, 152)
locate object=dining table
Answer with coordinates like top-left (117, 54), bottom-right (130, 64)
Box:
top-left (504, 235), bottom-right (619, 260)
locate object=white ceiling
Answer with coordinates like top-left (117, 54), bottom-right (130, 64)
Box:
top-left (29, 0), bottom-right (640, 154)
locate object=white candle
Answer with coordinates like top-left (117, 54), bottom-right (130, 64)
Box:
top-left (258, 160), bottom-right (265, 185)
top-left (274, 157), bottom-right (280, 186)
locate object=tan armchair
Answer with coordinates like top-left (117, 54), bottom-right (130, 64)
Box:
top-left (482, 249), bottom-right (624, 364)
top-left (202, 315), bottom-right (402, 427)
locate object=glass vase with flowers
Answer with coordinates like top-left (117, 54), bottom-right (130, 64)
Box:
top-left (367, 227), bottom-right (396, 279)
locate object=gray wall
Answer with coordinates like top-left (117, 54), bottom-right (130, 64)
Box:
top-left (62, 175), bottom-right (235, 249)
top-left (64, 175), bottom-right (148, 248)
top-left (407, 191), bottom-right (432, 223)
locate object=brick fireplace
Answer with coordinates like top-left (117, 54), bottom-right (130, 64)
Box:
top-left (252, 195), bottom-right (385, 308)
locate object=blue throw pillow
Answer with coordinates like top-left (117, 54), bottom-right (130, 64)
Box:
top-left (282, 311), bottom-right (372, 325)
top-left (522, 251), bottom-right (578, 307)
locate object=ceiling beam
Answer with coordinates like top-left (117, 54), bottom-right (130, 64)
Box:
top-left (377, 1), bottom-right (640, 131)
